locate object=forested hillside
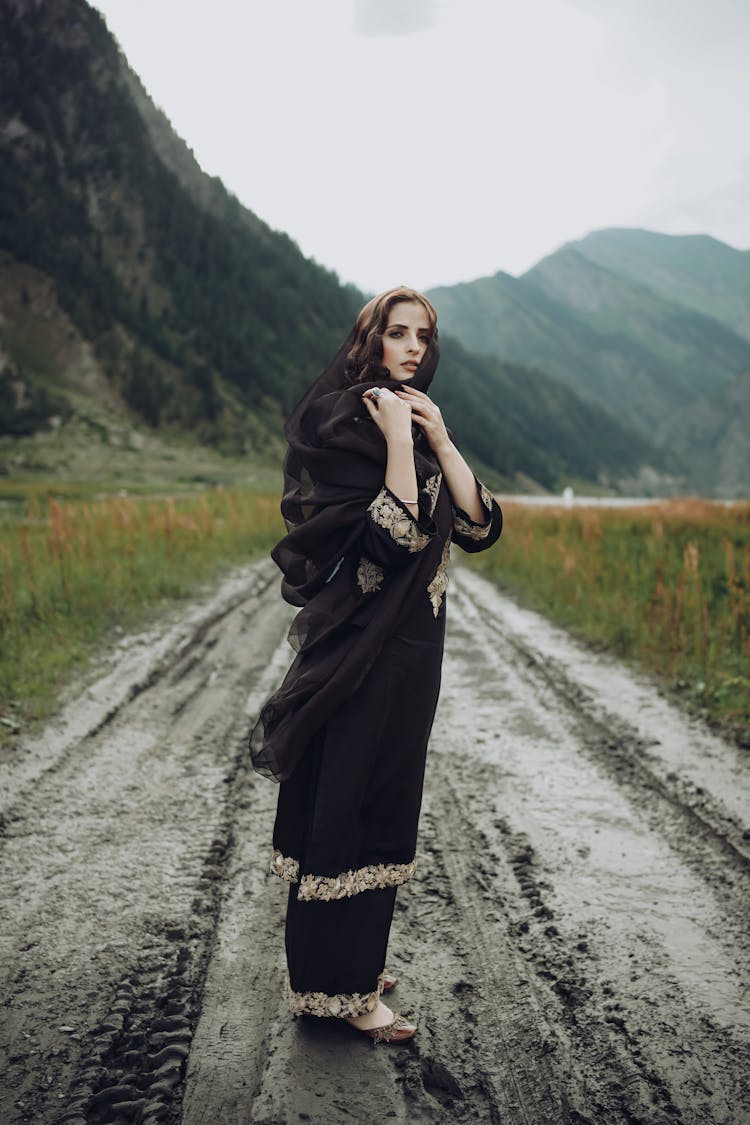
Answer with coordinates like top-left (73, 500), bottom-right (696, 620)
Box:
top-left (0, 0), bottom-right (664, 492)
top-left (573, 229), bottom-right (750, 341)
top-left (0, 0), bottom-right (359, 450)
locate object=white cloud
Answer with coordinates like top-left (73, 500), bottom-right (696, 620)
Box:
top-left (92, 0), bottom-right (750, 291)
top-left (353, 0), bottom-right (437, 37)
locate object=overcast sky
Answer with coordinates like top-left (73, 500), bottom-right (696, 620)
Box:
top-left (92, 0), bottom-right (750, 294)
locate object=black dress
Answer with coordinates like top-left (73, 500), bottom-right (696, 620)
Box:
top-left (269, 472), bottom-right (502, 1017)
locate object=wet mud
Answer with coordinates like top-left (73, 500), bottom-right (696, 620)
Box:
top-left (1, 561), bottom-right (748, 1124)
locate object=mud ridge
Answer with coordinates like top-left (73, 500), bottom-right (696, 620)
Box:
top-left (496, 620), bottom-right (750, 873)
top-left (436, 757), bottom-right (683, 1124)
top-left (0, 563), bottom-right (276, 823)
top-left (53, 725), bottom-right (261, 1124)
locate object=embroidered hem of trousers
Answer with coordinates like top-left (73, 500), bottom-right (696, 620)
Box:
top-left (285, 883), bottom-right (397, 1015)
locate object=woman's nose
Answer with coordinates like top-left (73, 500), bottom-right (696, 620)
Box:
top-left (406, 336), bottom-right (420, 352)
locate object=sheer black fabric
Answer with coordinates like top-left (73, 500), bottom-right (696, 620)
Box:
top-left (249, 331), bottom-right (448, 782)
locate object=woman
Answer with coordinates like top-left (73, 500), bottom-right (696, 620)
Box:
top-left (250, 287), bottom-right (502, 1042)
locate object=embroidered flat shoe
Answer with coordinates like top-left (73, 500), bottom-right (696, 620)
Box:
top-left (347, 1012), bottom-right (418, 1044)
top-left (381, 971), bottom-right (399, 993)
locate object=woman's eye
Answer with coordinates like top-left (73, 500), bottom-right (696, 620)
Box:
top-left (388, 330), bottom-right (402, 338)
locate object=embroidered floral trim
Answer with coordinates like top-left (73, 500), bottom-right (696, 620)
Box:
top-left (427, 538), bottom-right (451, 617)
top-left (452, 483), bottom-right (494, 540)
top-left (269, 849), bottom-right (299, 883)
top-left (286, 970), bottom-right (385, 1018)
top-left (269, 851), bottom-right (418, 900)
top-left (421, 472), bottom-right (442, 518)
top-left (368, 487), bottom-right (431, 553)
top-left (356, 556), bottom-right (384, 594)
top-left (297, 857), bottom-right (418, 901)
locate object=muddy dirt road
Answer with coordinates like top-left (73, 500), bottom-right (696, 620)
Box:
top-left (1, 560), bottom-right (749, 1124)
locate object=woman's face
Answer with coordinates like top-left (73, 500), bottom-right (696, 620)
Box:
top-left (380, 301), bottom-right (431, 381)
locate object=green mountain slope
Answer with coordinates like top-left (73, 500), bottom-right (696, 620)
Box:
top-left (434, 336), bottom-right (661, 492)
top-left (0, 0), bottom-right (663, 493)
top-left (428, 232), bottom-right (750, 494)
top-left (0, 0), bottom-right (359, 451)
top-left (526, 247), bottom-right (750, 407)
top-left (574, 228), bottom-right (750, 342)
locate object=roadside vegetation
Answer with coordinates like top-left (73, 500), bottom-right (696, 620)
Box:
top-left (466, 499), bottom-right (750, 743)
top-left (2, 489), bottom-right (748, 748)
top-left (0, 486), bottom-right (282, 738)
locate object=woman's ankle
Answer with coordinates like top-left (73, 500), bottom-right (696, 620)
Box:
top-left (346, 1001), bottom-right (393, 1029)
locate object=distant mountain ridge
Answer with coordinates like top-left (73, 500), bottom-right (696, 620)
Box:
top-left (428, 229), bottom-right (750, 494)
top-left (0, 0), bottom-right (667, 492)
top-left (572, 229), bottom-right (750, 341)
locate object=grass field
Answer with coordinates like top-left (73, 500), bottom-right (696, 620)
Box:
top-left (466, 499), bottom-right (750, 743)
top-left (0, 486), bottom-right (283, 738)
top-left (2, 487), bottom-right (748, 747)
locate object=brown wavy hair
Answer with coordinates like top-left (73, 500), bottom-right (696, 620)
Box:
top-left (344, 286), bottom-right (438, 383)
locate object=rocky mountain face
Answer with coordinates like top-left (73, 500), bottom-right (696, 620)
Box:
top-left (0, 0), bottom-right (665, 492)
top-left (428, 230), bottom-right (750, 495)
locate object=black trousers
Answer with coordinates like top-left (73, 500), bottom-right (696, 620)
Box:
top-left (278, 602), bottom-right (445, 1014)
top-left (285, 883), bottom-right (397, 1003)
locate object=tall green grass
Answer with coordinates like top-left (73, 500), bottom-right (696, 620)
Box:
top-left (466, 499), bottom-right (750, 740)
top-left (0, 488), bottom-right (283, 734)
top-left (3, 489), bottom-right (748, 745)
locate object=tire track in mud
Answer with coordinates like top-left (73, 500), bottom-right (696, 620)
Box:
top-left (0, 561), bottom-right (292, 1125)
top-left (431, 569), bottom-right (750, 1124)
top-left (1, 562), bottom-right (749, 1124)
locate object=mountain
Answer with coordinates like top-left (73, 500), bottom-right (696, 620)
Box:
top-left (573, 229), bottom-right (750, 342)
top-left (0, 0), bottom-right (360, 449)
top-left (661, 370), bottom-right (750, 495)
top-left (0, 0), bottom-right (662, 493)
top-left (428, 231), bottom-right (750, 494)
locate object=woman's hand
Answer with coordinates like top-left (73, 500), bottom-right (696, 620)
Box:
top-left (362, 387), bottom-right (414, 445)
top-left (395, 386), bottom-right (451, 456)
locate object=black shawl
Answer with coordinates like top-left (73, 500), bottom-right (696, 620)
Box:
top-left (250, 329), bottom-right (448, 782)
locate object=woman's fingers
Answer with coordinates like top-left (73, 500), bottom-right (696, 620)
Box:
top-left (362, 387), bottom-right (414, 441)
top-left (398, 393), bottom-right (434, 416)
top-left (396, 395), bottom-right (435, 420)
top-left (400, 399), bottom-right (429, 416)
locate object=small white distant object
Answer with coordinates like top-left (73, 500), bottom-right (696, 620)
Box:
top-left (562, 486), bottom-right (574, 507)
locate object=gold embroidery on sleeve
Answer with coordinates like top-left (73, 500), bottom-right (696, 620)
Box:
top-left (356, 557), bottom-right (384, 594)
top-left (427, 538), bottom-right (451, 617)
top-left (368, 487), bottom-right (431, 552)
top-left (452, 482), bottom-right (494, 540)
top-left (452, 512), bottom-right (493, 540)
top-left (421, 472), bottom-right (442, 517)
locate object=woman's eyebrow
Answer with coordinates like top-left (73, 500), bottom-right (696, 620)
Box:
top-left (387, 322), bottom-right (430, 330)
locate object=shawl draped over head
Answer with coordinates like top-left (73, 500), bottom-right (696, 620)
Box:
top-left (249, 326), bottom-right (447, 782)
